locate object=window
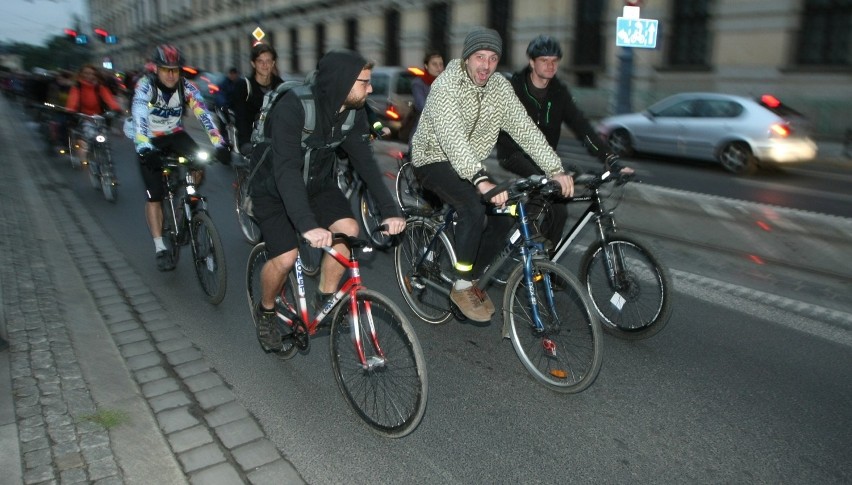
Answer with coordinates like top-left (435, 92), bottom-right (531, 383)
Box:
top-left (428, 3), bottom-right (450, 59)
top-left (385, 9), bottom-right (401, 65)
top-left (796, 0), bottom-right (851, 66)
top-left (289, 28), bottom-right (299, 73)
top-left (573, 0), bottom-right (606, 87)
top-left (346, 18), bottom-right (358, 51)
top-left (488, 0), bottom-right (512, 67)
top-left (667, 0), bottom-right (713, 68)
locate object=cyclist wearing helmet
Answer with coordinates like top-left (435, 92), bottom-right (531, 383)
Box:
top-left (496, 35), bottom-right (624, 250)
top-left (130, 44), bottom-right (227, 271)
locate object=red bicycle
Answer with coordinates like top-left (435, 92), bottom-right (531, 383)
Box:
top-left (246, 232), bottom-right (428, 438)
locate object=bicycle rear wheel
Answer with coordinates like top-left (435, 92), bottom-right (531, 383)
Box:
top-left (246, 243), bottom-right (298, 359)
top-left (395, 161), bottom-right (438, 213)
top-left (394, 217), bottom-right (454, 324)
top-left (503, 260), bottom-right (602, 393)
top-left (579, 235), bottom-right (672, 340)
top-left (234, 166), bottom-right (262, 244)
top-left (359, 189), bottom-right (392, 249)
top-left (329, 289), bottom-right (428, 438)
top-left (190, 211), bottom-right (227, 305)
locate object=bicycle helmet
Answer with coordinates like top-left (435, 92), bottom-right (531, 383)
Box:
top-left (152, 44), bottom-right (184, 68)
top-left (526, 35), bottom-right (563, 59)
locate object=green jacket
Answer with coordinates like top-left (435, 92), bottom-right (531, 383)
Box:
top-left (410, 59), bottom-right (563, 182)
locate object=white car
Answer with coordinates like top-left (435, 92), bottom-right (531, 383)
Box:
top-left (596, 92), bottom-right (818, 174)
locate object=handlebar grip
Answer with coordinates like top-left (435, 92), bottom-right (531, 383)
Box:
top-left (482, 179), bottom-right (514, 200)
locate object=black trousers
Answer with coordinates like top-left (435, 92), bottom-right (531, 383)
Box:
top-left (499, 152), bottom-right (568, 246)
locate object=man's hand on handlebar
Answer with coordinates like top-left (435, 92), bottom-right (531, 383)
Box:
top-left (477, 180), bottom-right (508, 207)
top-left (552, 172), bottom-right (575, 198)
top-left (303, 227), bottom-right (333, 248)
top-left (380, 217), bottom-right (406, 236)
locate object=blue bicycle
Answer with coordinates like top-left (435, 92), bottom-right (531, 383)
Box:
top-left (394, 176), bottom-right (603, 393)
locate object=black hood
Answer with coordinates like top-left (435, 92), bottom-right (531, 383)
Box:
top-left (312, 49), bottom-right (368, 138)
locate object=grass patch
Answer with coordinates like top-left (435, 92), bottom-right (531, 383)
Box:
top-left (79, 409), bottom-right (130, 430)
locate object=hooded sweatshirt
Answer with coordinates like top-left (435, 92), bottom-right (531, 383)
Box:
top-left (410, 58), bottom-right (563, 182)
top-left (256, 49), bottom-right (400, 234)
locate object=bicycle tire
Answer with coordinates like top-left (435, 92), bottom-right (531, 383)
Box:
top-left (161, 198), bottom-right (181, 265)
top-left (578, 235), bottom-right (672, 340)
top-left (234, 167), bottom-right (262, 244)
top-left (297, 237), bottom-right (323, 277)
top-left (329, 288), bottom-right (428, 438)
top-left (93, 145), bottom-right (117, 202)
top-left (245, 243), bottom-right (298, 359)
top-left (87, 149), bottom-right (100, 190)
top-left (359, 189), bottom-right (392, 249)
top-left (395, 161), bottom-right (431, 212)
top-left (503, 259), bottom-right (603, 393)
top-left (190, 211), bottom-right (227, 305)
top-left (394, 217), bottom-right (455, 325)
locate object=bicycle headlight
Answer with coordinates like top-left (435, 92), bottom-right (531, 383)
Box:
top-left (95, 135), bottom-right (107, 143)
top-left (196, 151), bottom-right (210, 162)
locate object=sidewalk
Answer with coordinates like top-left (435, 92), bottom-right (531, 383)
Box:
top-left (0, 98), bottom-right (304, 483)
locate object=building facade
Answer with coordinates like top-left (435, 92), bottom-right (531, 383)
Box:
top-left (89, 0), bottom-right (851, 138)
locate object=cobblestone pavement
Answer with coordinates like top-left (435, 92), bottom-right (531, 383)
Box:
top-left (0, 96), bottom-right (305, 484)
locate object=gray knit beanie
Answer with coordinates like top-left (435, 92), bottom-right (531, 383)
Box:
top-left (462, 27), bottom-right (502, 60)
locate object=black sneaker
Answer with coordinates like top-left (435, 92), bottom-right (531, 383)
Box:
top-left (156, 250), bottom-right (175, 271)
top-left (254, 302), bottom-right (282, 352)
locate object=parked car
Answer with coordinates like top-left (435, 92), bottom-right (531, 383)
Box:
top-left (596, 92), bottom-right (818, 174)
top-left (367, 66), bottom-right (419, 139)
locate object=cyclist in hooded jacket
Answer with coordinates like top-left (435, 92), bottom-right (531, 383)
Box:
top-left (249, 49), bottom-right (405, 352)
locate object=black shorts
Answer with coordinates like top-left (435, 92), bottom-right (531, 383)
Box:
top-left (139, 131), bottom-right (200, 202)
top-left (252, 186), bottom-right (354, 258)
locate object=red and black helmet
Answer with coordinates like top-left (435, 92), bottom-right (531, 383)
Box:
top-left (152, 44), bottom-right (184, 68)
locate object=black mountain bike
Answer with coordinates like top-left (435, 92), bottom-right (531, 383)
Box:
top-left (158, 149), bottom-right (228, 304)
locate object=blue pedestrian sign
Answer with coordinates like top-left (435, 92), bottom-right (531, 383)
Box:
top-left (616, 17), bottom-right (659, 49)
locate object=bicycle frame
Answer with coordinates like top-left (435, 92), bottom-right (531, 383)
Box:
top-left (278, 243), bottom-right (386, 370)
top-left (412, 192), bottom-right (558, 334)
top-left (550, 184), bottom-right (616, 264)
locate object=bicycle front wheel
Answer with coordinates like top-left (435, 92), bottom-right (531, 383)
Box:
top-left (579, 235), bottom-right (672, 340)
top-left (329, 289), bottom-right (428, 438)
top-left (394, 217), bottom-right (455, 325)
top-left (234, 167), bottom-right (262, 244)
top-left (87, 151), bottom-right (100, 190)
top-left (191, 211), bottom-right (227, 305)
top-left (359, 189), bottom-right (392, 249)
top-left (161, 198), bottom-right (181, 265)
top-left (92, 145), bottom-right (117, 202)
top-left (503, 260), bottom-right (602, 393)
top-left (297, 238), bottom-right (323, 277)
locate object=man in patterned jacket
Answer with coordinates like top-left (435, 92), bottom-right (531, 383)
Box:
top-left (410, 27), bottom-right (574, 323)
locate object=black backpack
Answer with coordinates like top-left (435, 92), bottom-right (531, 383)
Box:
top-left (241, 72), bottom-right (356, 215)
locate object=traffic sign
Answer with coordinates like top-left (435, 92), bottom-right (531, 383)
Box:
top-left (616, 17), bottom-right (658, 49)
top-left (252, 27), bottom-right (265, 42)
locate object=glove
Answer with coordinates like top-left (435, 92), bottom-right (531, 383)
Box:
top-left (138, 148), bottom-right (161, 169)
top-left (604, 153), bottom-right (622, 172)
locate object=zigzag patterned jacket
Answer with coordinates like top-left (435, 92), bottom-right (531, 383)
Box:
top-left (410, 59), bottom-right (563, 182)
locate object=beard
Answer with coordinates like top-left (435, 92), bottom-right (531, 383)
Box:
top-left (343, 92), bottom-right (367, 109)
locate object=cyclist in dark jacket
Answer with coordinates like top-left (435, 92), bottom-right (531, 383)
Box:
top-left (496, 35), bottom-right (623, 248)
top-left (249, 49), bottom-right (404, 351)
top-left (232, 44), bottom-right (284, 153)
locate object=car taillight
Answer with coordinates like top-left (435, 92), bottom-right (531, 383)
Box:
top-left (385, 105), bottom-right (400, 121)
top-left (770, 123), bottom-right (791, 138)
top-left (761, 94), bottom-right (781, 109)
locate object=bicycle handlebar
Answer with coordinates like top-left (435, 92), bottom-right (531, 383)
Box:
top-left (482, 175), bottom-right (562, 203)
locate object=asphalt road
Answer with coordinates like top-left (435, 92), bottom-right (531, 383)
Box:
top-left (32, 121), bottom-right (852, 484)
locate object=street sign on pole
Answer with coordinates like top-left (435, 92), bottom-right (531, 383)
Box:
top-left (616, 17), bottom-right (659, 49)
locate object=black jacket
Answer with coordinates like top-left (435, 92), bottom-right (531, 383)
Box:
top-left (232, 74), bottom-right (284, 148)
top-left (254, 50), bottom-right (400, 234)
top-left (496, 66), bottom-right (609, 164)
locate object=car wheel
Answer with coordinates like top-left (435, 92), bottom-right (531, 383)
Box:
top-left (608, 129), bottom-right (634, 157)
top-left (719, 141), bottom-right (758, 175)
